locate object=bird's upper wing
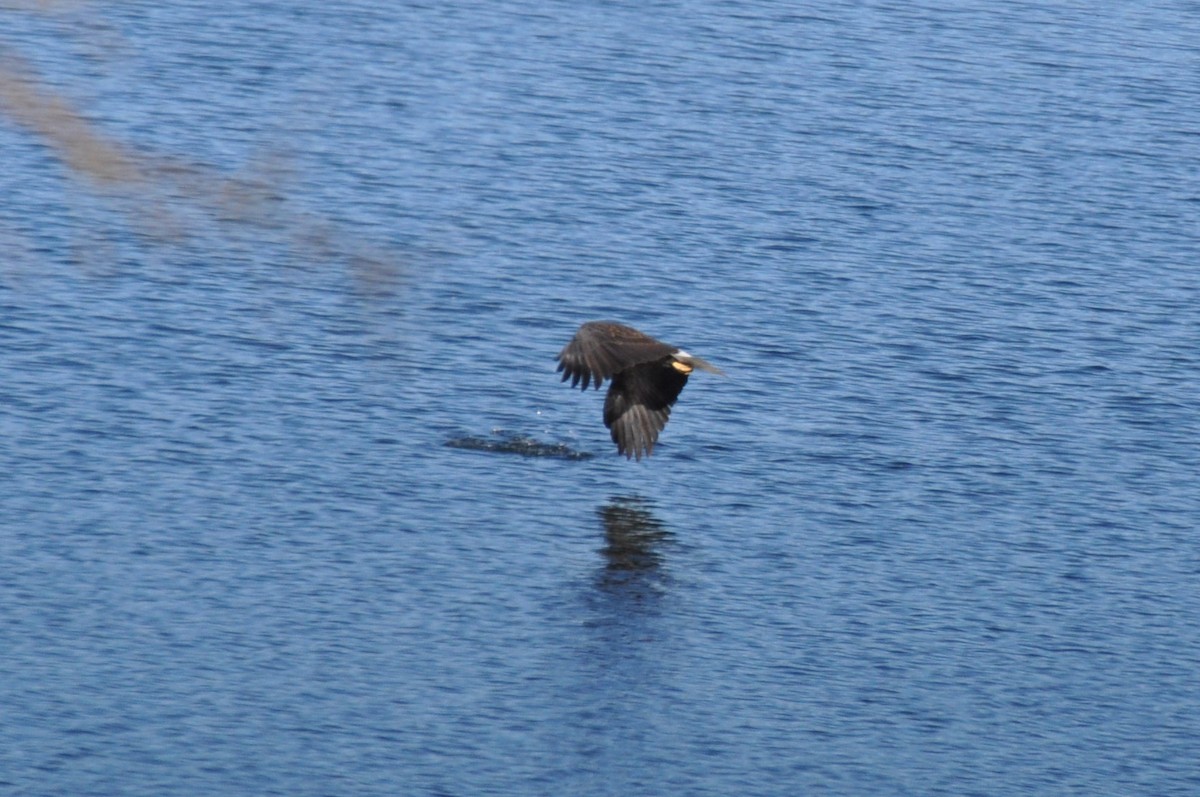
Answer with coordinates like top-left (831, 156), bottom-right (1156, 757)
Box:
top-left (556, 321), bottom-right (677, 390)
top-left (603, 362), bottom-right (689, 460)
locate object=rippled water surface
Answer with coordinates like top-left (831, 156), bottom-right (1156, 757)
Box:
top-left (2, 2), bottom-right (1198, 795)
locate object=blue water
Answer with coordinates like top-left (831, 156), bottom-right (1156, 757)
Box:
top-left (2, 2), bottom-right (1198, 795)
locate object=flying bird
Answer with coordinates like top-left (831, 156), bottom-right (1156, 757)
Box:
top-left (556, 321), bottom-right (723, 460)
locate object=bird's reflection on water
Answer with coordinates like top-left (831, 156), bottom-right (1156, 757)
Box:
top-left (595, 496), bottom-right (674, 598)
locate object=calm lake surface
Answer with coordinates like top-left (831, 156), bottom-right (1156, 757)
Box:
top-left (2, 2), bottom-right (1198, 795)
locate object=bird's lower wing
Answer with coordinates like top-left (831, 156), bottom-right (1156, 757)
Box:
top-left (603, 364), bottom-right (688, 460)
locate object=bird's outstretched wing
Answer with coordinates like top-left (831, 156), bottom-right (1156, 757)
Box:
top-left (556, 321), bottom-right (677, 390)
top-left (603, 362), bottom-right (689, 460)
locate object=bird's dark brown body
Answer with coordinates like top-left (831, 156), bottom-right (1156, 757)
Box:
top-left (556, 321), bottom-right (721, 460)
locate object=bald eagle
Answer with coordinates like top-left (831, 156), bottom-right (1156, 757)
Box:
top-left (556, 321), bottom-right (723, 460)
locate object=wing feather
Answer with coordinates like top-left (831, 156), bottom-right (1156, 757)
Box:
top-left (557, 321), bottom-right (677, 391)
top-left (603, 362), bottom-right (688, 460)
